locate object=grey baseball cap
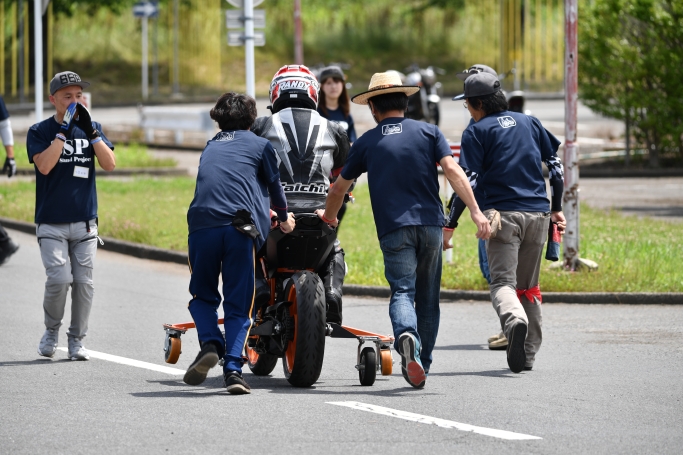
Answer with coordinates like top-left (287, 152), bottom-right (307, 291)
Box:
top-left (319, 65), bottom-right (345, 83)
top-left (49, 71), bottom-right (90, 95)
top-left (455, 64), bottom-right (498, 81)
top-left (452, 72), bottom-right (501, 100)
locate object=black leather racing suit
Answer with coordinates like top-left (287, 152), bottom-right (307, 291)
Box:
top-left (251, 107), bottom-right (350, 324)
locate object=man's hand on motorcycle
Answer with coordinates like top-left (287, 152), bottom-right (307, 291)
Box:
top-left (471, 210), bottom-right (491, 240)
top-left (314, 209), bottom-right (339, 228)
top-left (443, 228), bottom-right (454, 251)
top-left (279, 213), bottom-right (296, 233)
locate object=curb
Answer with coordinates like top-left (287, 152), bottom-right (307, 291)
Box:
top-left (342, 285), bottom-right (683, 304)
top-left (3, 217), bottom-right (681, 304)
top-left (15, 168), bottom-right (188, 177)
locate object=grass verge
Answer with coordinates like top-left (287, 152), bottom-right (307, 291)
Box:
top-left (1, 178), bottom-right (681, 292)
top-left (11, 144), bottom-right (177, 170)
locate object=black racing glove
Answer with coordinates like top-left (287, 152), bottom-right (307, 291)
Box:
top-left (74, 103), bottom-right (99, 139)
top-left (2, 157), bottom-right (16, 178)
top-left (61, 102), bottom-right (78, 133)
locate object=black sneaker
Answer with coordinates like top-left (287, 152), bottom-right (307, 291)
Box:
top-left (223, 371), bottom-right (251, 395)
top-left (183, 343), bottom-right (219, 385)
top-left (506, 322), bottom-right (528, 373)
top-left (0, 239), bottom-right (19, 266)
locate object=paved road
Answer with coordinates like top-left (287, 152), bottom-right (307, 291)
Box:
top-left (1, 227), bottom-right (681, 454)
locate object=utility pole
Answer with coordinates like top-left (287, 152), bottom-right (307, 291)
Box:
top-left (293, 0), bottom-right (303, 64)
top-left (563, 0), bottom-right (582, 270)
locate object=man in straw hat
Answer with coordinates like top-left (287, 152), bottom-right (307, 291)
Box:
top-left (316, 71), bottom-right (490, 388)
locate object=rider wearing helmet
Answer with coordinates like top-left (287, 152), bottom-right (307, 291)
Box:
top-left (251, 65), bottom-right (350, 324)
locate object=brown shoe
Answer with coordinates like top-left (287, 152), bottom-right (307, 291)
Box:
top-left (489, 334), bottom-right (508, 350)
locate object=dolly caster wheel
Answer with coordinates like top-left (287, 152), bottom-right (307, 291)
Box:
top-left (164, 336), bottom-right (181, 364)
top-left (358, 347), bottom-right (377, 386)
top-left (380, 348), bottom-right (393, 376)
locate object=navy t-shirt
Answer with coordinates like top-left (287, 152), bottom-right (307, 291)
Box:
top-left (0, 96), bottom-right (10, 121)
top-left (187, 130), bottom-right (282, 249)
top-left (459, 111), bottom-right (561, 212)
top-left (341, 117), bottom-right (452, 239)
top-left (318, 106), bottom-right (356, 142)
top-left (27, 117), bottom-right (114, 224)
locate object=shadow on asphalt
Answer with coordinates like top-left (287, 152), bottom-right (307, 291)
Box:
top-left (427, 369), bottom-right (516, 378)
top-left (432, 344), bottom-right (488, 351)
top-left (133, 375), bottom-right (441, 398)
top-left (0, 359), bottom-right (74, 366)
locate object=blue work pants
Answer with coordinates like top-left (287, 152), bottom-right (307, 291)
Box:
top-left (188, 225), bottom-right (255, 374)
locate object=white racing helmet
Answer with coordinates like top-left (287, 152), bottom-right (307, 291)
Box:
top-left (269, 65), bottom-right (320, 113)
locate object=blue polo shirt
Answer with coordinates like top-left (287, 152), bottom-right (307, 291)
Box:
top-left (187, 130), bottom-right (281, 249)
top-left (459, 111), bottom-right (561, 212)
top-left (27, 117), bottom-right (114, 224)
top-left (341, 117), bottom-right (451, 239)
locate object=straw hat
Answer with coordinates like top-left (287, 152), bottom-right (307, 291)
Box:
top-left (351, 72), bottom-right (419, 105)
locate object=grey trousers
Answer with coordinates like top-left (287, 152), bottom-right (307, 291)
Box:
top-left (36, 221), bottom-right (98, 338)
top-left (486, 211), bottom-right (550, 367)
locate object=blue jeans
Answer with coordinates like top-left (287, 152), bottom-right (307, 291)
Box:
top-left (478, 238), bottom-right (491, 284)
top-left (188, 225), bottom-right (255, 374)
top-left (379, 225), bottom-right (442, 371)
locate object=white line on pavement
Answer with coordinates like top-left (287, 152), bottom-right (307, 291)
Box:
top-left (57, 347), bottom-right (185, 375)
top-left (327, 401), bottom-right (542, 441)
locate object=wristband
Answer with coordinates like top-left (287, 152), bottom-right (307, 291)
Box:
top-left (443, 227), bottom-right (454, 232)
top-left (90, 137), bottom-right (103, 145)
top-left (321, 213), bottom-right (338, 224)
top-left (55, 133), bottom-right (66, 142)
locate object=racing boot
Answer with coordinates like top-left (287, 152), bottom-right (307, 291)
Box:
top-left (253, 264), bottom-right (271, 314)
top-left (322, 246), bottom-right (346, 324)
top-left (0, 237), bottom-right (19, 266)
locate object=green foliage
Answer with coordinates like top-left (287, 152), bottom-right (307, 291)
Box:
top-left (2, 179), bottom-right (680, 292)
top-left (579, 0), bottom-right (683, 166)
top-left (10, 143), bottom-right (176, 169)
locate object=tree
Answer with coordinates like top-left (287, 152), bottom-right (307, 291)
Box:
top-left (579, 0), bottom-right (683, 167)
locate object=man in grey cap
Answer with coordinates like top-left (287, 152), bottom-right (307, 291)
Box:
top-left (447, 64), bottom-right (506, 350)
top-left (448, 71), bottom-right (566, 373)
top-left (27, 71), bottom-right (116, 361)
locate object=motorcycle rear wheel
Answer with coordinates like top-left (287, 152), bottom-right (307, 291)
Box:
top-left (282, 271), bottom-right (326, 387)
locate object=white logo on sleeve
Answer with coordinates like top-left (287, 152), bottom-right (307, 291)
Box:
top-left (382, 124), bottom-right (402, 135)
top-left (497, 116), bottom-right (517, 128)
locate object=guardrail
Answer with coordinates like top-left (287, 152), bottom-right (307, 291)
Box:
top-left (139, 106), bottom-right (216, 146)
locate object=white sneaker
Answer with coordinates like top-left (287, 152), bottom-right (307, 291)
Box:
top-left (67, 336), bottom-right (90, 361)
top-left (38, 328), bottom-right (59, 358)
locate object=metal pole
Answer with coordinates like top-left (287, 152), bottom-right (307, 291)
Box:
top-left (244, 0), bottom-right (255, 97)
top-left (172, 0), bottom-right (180, 95)
top-left (293, 0), bottom-right (303, 64)
top-left (18, 0), bottom-right (24, 104)
top-left (34, 0), bottom-right (43, 121)
top-left (142, 15), bottom-right (149, 100)
top-left (563, 0), bottom-right (579, 270)
top-left (153, 14), bottom-right (159, 96)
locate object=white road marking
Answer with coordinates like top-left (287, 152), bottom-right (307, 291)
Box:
top-left (327, 401), bottom-right (542, 441)
top-left (57, 347), bottom-right (184, 375)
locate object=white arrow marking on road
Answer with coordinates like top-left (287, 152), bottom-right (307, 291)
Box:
top-left (57, 347), bottom-right (184, 375)
top-left (327, 401), bottom-right (542, 441)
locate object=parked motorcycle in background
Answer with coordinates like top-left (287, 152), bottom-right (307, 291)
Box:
top-left (393, 64), bottom-right (444, 125)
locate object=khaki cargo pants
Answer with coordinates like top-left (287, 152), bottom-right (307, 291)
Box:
top-left (486, 211), bottom-right (550, 368)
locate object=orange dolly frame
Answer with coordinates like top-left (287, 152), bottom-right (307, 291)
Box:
top-left (163, 320), bottom-right (394, 386)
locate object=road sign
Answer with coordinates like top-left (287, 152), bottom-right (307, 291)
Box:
top-left (226, 9), bottom-right (265, 29)
top-left (228, 31), bottom-right (265, 47)
top-left (226, 0), bottom-right (264, 7)
top-left (133, 1), bottom-right (158, 18)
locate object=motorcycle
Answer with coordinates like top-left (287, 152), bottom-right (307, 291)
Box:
top-left (401, 64), bottom-right (445, 125)
top-left (162, 214), bottom-right (395, 387)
